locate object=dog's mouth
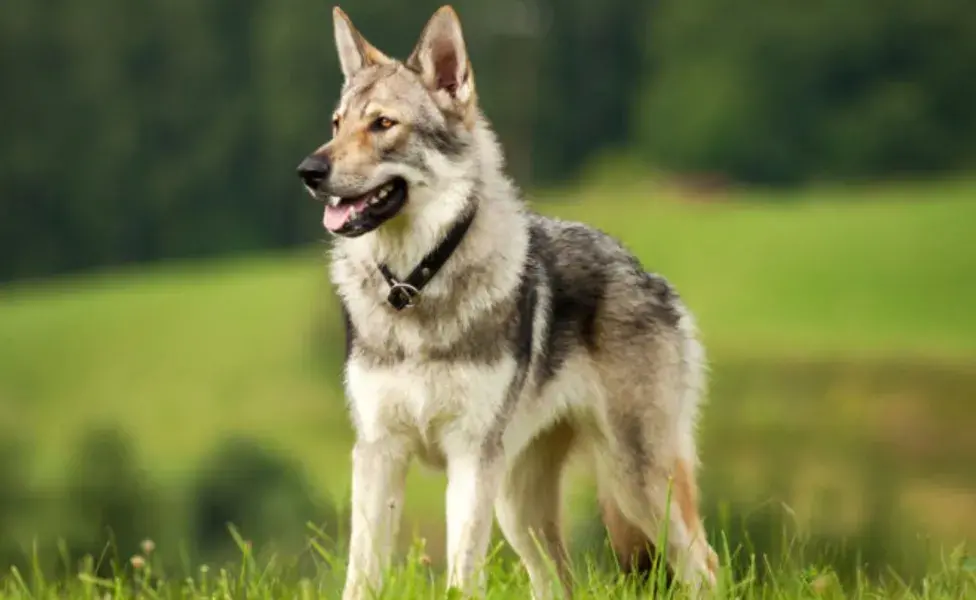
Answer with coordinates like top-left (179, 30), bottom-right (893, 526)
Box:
top-left (323, 177), bottom-right (408, 237)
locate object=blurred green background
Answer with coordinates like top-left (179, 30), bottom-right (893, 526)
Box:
top-left (1, 0), bottom-right (975, 586)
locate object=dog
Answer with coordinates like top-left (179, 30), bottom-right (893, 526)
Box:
top-left (296, 5), bottom-right (719, 598)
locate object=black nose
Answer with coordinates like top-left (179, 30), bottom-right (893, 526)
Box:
top-left (297, 155), bottom-right (332, 190)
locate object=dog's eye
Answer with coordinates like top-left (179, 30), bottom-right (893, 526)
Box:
top-left (370, 116), bottom-right (397, 132)
top-left (332, 116), bottom-right (341, 133)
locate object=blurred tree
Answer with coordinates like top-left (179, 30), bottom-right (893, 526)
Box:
top-left (189, 436), bottom-right (338, 564)
top-left (531, 0), bottom-right (652, 184)
top-left (0, 438), bottom-right (30, 571)
top-left (62, 427), bottom-right (157, 576)
top-left (634, 0), bottom-right (976, 184)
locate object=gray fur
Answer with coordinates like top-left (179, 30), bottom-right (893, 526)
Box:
top-left (311, 7), bottom-right (718, 600)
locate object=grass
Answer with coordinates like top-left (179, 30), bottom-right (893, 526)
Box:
top-left (2, 524), bottom-right (976, 600)
top-left (1, 176), bottom-right (975, 596)
top-left (2, 541), bottom-right (975, 599)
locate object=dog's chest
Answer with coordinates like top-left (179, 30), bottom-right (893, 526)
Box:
top-left (346, 356), bottom-right (517, 462)
top-left (362, 309), bottom-right (461, 358)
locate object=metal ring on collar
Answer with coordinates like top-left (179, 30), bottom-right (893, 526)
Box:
top-left (388, 282), bottom-right (420, 309)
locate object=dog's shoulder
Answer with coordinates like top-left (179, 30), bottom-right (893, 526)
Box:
top-left (525, 211), bottom-right (686, 339)
top-left (526, 212), bottom-right (664, 296)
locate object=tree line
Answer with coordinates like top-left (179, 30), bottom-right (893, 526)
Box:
top-left (2, 0), bottom-right (973, 282)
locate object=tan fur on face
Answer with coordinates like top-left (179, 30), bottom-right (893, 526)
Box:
top-left (325, 104), bottom-right (410, 169)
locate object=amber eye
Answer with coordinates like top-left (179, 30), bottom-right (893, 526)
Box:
top-left (370, 116), bottom-right (397, 132)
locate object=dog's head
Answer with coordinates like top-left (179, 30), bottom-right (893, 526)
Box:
top-left (297, 5), bottom-right (480, 238)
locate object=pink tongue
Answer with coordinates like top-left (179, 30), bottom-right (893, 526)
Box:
top-left (323, 198), bottom-right (369, 232)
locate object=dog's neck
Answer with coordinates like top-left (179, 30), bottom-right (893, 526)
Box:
top-left (336, 115), bottom-right (521, 277)
top-left (329, 114), bottom-right (529, 321)
top-left (343, 178), bottom-right (477, 277)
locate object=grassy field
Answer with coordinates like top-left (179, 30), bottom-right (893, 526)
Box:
top-left (1, 176), bottom-right (975, 596)
top-left (2, 541), bottom-right (975, 599)
top-left (543, 175), bottom-right (976, 361)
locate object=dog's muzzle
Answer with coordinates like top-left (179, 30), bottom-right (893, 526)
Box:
top-left (297, 155), bottom-right (332, 190)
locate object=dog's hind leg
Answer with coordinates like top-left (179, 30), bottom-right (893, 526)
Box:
top-left (599, 490), bottom-right (666, 579)
top-left (597, 445), bottom-right (716, 594)
top-left (594, 369), bottom-right (718, 595)
top-left (494, 420), bottom-right (576, 599)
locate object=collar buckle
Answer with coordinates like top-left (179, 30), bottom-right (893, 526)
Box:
top-left (387, 281), bottom-right (420, 311)
top-left (377, 204), bottom-right (477, 312)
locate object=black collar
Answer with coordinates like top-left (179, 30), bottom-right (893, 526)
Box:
top-left (378, 206), bottom-right (477, 311)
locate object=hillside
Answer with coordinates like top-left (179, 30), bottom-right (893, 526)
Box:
top-left (1, 179), bottom-right (974, 571)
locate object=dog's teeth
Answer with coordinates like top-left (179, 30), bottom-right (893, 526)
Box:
top-left (369, 196), bottom-right (379, 205)
top-left (377, 189), bottom-right (388, 200)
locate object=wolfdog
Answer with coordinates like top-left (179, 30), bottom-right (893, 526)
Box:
top-left (296, 5), bottom-right (718, 598)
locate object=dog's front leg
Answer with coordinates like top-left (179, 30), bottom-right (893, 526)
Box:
top-left (342, 438), bottom-right (410, 600)
top-left (445, 451), bottom-right (504, 595)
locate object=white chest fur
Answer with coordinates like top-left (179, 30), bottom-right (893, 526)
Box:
top-left (345, 356), bottom-right (517, 464)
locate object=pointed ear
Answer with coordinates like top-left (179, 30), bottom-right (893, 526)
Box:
top-left (333, 6), bottom-right (391, 80)
top-left (406, 6), bottom-right (476, 109)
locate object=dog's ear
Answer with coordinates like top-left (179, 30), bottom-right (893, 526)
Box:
top-left (333, 6), bottom-right (391, 80)
top-left (406, 6), bottom-right (477, 122)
